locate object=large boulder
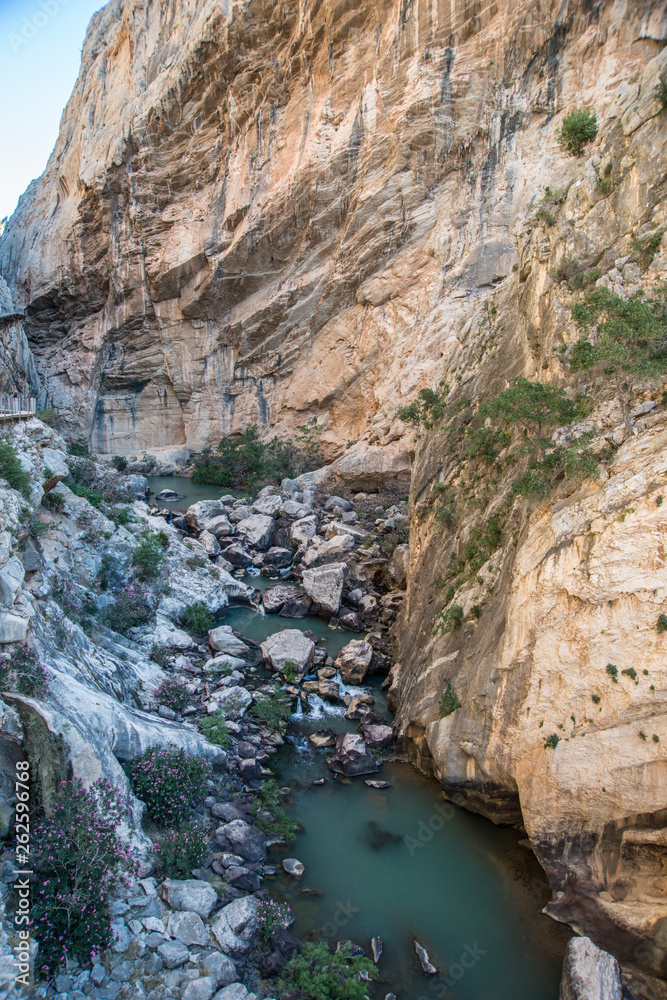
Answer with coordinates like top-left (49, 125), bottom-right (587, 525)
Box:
top-left (301, 563), bottom-right (347, 614)
top-left (261, 629), bottom-right (315, 676)
top-left (198, 530), bottom-right (221, 558)
top-left (387, 544), bottom-right (409, 589)
top-left (236, 514), bottom-right (275, 550)
top-left (290, 515), bottom-right (319, 545)
top-left (301, 533), bottom-right (355, 568)
top-left (219, 542), bottom-right (252, 568)
top-left (328, 732), bottom-right (379, 777)
top-left (251, 496), bottom-right (282, 516)
top-left (158, 879), bottom-right (218, 919)
top-left (208, 626), bottom-right (256, 661)
top-left (214, 686), bottom-right (253, 718)
top-left (185, 500), bottom-right (232, 532)
top-left (559, 937), bottom-right (622, 1000)
top-left (280, 500), bottom-right (312, 519)
top-left (262, 583), bottom-right (304, 614)
top-left (359, 720), bottom-right (395, 748)
top-left (216, 820), bottom-right (267, 862)
top-left (210, 895), bottom-right (260, 956)
top-left (323, 521), bottom-right (367, 542)
top-left (335, 639), bottom-right (373, 684)
top-left (203, 514), bottom-right (234, 538)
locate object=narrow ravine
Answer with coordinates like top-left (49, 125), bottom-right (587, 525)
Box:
top-left (210, 595), bottom-right (571, 1000)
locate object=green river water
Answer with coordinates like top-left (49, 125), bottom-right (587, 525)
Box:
top-left (149, 477), bottom-right (571, 998)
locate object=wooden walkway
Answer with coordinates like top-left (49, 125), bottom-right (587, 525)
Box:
top-left (0, 396), bottom-right (37, 421)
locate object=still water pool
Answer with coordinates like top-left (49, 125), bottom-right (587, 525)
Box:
top-left (217, 604), bottom-right (360, 659)
top-left (145, 475), bottom-right (237, 507)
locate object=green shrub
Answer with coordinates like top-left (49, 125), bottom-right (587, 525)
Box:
top-left (622, 667), bottom-right (638, 684)
top-left (657, 614), bottom-right (667, 633)
top-left (152, 823), bottom-right (208, 877)
top-left (132, 531), bottom-right (167, 580)
top-left (68, 441), bottom-right (89, 457)
top-left (606, 663), bottom-right (619, 682)
top-left (102, 583), bottom-right (155, 635)
top-left (396, 385), bottom-right (449, 428)
top-left (181, 600), bottom-right (215, 635)
top-left (111, 455), bottom-right (128, 472)
top-left (0, 644), bottom-right (49, 697)
top-left (0, 441), bottom-right (31, 498)
top-left (597, 162), bottom-right (613, 196)
top-left (535, 206), bottom-right (556, 226)
top-left (434, 604), bottom-right (464, 636)
top-left (557, 108), bottom-right (598, 156)
top-left (544, 734), bottom-right (560, 749)
top-left (480, 378), bottom-right (575, 436)
top-left (199, 712), bottom-right (231, 747)
top-left (591, 694), bottom-right (601, 704)
top-left (35, 408), bottom-right (59, 426)
top-left (109, 505), bottom-right (132, 526)
top-left (438, 678), bottom-right (461, 716)
top-left (66, 456), bottom-right (133, 505)
top-left (150, 646), bottom-right (170, 668)
top-left (155, 678), bottom-right (191, 713)
top-left (191, 423), bottom-right (323, 489)
top-left (43, 490), bottom-right (65, 512)
top-left (250, 687), bottom-right (293, 731)
top-left (33, 778), bottom-right (136, 974)
top-left (277, 941), bottom-right (378, 1000)
top-left (251, 778), bottom-right (299, 844)
top-left (129, 746), bottom-right (210, 827)
top-left (464, 426), bottom-right (509, 463)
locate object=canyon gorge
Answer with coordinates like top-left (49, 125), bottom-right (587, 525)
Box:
top-left (2, 0), bottom-right (667, 996)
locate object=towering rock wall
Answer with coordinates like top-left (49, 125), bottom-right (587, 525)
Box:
top-left (1, 0), bottom-right (663, 461)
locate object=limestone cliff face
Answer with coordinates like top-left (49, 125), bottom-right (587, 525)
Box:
top-left (388, 30), bottom-right (667, 981)
top-left (2, 0), bottom-right (664, 462)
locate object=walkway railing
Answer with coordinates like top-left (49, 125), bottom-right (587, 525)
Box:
top-left (0, 396), bottom-right (37, 420)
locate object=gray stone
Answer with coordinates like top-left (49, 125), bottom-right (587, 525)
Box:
top-left (301, 562), bottom-right (347, 614)
top-left (200, 952), bottom-right (237, 988)
top-left (251, 495), bottom-right (282, 516)
top-left (208, 627), bottom-right (252, 658)
top-left (324, 495), bottom-right (353, 512)
top-left (282, 857), bottom-right (305, 877)
top-left (212, 986), bottom-right (251, 1000)
top-left (218, 819), bottom-right (266, 862)
top-left (559, 936), bottom-right (622, 1000)
top-left (144, 952), bottom-right (164, 975)
top-left (110, 919), bottom-right (131, 952)
top-left (199, 530), bottom-right (221, 558)
top-left (167, 910), bottom-right (209, 946)
top-left (215, 685), bottom-right (253, 718)
top-left (0, 557), bottom-right (24, 607)
top-left (91, 964), bottom-right (106, 987)
top-left (185, 501), bottom-right (233, 532)
top-left (203, 515), bottom-right (234, 537)
top-left (290, 515), bottom-right (319, 545)
top-left (301, 533), bottom-right (355, 568)
top-left (235, 514), bottom-right (275, 550)
top-left (210, 895), bottom-right (260, 956)
top-left (0, 612), bottom-right (27, 643)
top-left (387, 543), bottom-right (409, 589)
top-left (335, 639), bottom-right (373, 684)
top-left (359, 721), bottom-right (394, 748)
top-left (181, 977), bottom-right (216, 1000)
top-left (110, 961), bottom-right (132, 983)
top-left (260, 628), bottom-right (314, 676)
top-left (328, 732), bottom-right (379, 777)
top-left (157, 939), bottom-right (191, 969)
top-left (159, 878), bottom-right (218, 919)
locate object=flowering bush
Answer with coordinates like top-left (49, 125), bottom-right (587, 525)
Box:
top-left (32, 778), bottom-right (136, 974)
top-left (152, 823), bottom-right (208, 877)
top-left (257, 898), bottom-right (292, 939)
top-left (129, 746), bottom-right (210, 826)
top-left (0, 644), bottom-right (49, 698)
top-left (155, 677), bottom-right (191, 714)
top-left (101, 583), bottom-right (155, 635)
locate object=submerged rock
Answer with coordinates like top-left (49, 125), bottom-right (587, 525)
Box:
top-left (309, 728), bottom-right (337, 748)
top-left (155, 489), bottom-right (185, 501)
top-left (371, 935), bottom-right (383, 963)
top-left (413, 940), bottom-right (437, 974)
top-left (282, 858), bottom-right (305, 877)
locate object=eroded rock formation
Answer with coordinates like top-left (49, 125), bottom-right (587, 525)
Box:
top-left (1, 0), bottom-right (663, 465)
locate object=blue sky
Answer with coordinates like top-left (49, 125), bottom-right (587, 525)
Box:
top-left (0, 0), bottom-right (105, 220)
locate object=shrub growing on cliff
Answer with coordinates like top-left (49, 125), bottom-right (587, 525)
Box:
top-left (102, 582), bottom-right (155, 635)
top-left (66, 456), bottom-right (133, 506)
top-left (180, 600), bottom-right (214, 635)
top-left (129, 746), bottom-right (210, 827)
top-left (152, 823), bottom-right (208, 878)
top-left (132, 530), bottom-right (169, 581)
top-left (438, 678), bottom-right (461, 717)
top-left (111, 455), bottom-right (128, 472)
top-left (32, 778), bottom-right (136, 974)
top-left (434, 604), bottom-right (464, 636)
top-left (396, 385), bottom-right (449, 428)
top-left (42, 490), bottom-right (65, 512)
top-left (557, 108), bottom-right (598, 156)
top-left (0, 644), bottom-right (48, 697)
top-left (544, 734), bottom-right (560, 749)
top-left (0, 441), bottom-right (31, 498)
top-left (277, 941), bottom-right (378, 1000)
top-left (656, 76), bottom-right (667, 111)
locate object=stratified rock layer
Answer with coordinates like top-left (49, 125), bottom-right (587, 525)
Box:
top-left (2, 0), bottom-right (664, 465)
